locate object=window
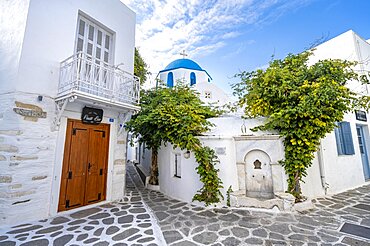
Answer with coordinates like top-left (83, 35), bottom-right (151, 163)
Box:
top-left (75, 15), bottom-right (114, 93)
top-left (76, 15), bottom-right (113, 64)
top-left (167, 72), bottom-right (174, 88)
top-left (190, 72), bottom-right (196, 86)
top-left (174, 153), bottom-right (181, 178)
top-left (334, 121), bottom-right (355, 155)
top-left (204, 91), bottom-right (212, 99)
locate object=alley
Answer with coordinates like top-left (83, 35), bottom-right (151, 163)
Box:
top-left (0, 163), bottom-right (369, 245)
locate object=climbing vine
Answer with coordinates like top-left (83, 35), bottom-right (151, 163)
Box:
top-left (233, 51), bottom-right (360, 201)
top-left (192, 146), bottom-right (224, 206)
top-left (126, 83), bottom-right (224, 205)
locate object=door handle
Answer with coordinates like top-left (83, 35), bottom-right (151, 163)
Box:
top-left (88, 162), bottom-right (92, 172)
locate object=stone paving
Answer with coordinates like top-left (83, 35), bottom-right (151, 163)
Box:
top-left (0, 163), bottom-right (370, 245)
top-left (133, 162), bottom-right (370, 246)
top-left (0, 171), bottom-right (166, 246)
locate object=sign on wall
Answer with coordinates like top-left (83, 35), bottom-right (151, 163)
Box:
top-left (81, 106), bottom-right (103, 125)
top-left (355, 110), bottom-right (367, 122)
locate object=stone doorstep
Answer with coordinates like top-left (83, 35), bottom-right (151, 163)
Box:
top-left (231, 194), bottom-right (284, 211)
top-left (230, 192), bottom-right (297, 212)
top-left (56, 200), bottom-right (110, 219)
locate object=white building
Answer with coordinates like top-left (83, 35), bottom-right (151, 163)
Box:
top-left (0, 0), bottom-right (139, 225)
top-left (138, 30), bottom-right (370, 209)
top-left (301, 30), bottom-right (370, 197)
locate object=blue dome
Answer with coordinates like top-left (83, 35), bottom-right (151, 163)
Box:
top-left (161, 59), bottom-right (203, 72)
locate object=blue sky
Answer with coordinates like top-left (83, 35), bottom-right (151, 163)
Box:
top-left (121, 0), bottom-right (370, 93)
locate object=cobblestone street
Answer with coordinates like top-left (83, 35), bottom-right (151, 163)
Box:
top-left (1, 163), bottom-right (370, 246)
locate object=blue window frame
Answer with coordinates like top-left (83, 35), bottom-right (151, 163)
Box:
top-left (334, 121), bottom-right (355, 155)
top-left (167, 72), bottom-right (174, 88)
top-left (190, 72), bottom-right (196, 86)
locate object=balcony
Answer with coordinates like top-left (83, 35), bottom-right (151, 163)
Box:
top-left (57, 52), bottom-right (140, 110)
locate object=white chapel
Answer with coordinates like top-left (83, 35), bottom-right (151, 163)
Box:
top-left (157, 56), bottom-right (230, 107)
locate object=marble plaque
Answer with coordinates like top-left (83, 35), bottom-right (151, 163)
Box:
top-left (13, 108), bottom-right (47, 118)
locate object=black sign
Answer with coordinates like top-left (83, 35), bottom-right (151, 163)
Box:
top-left (355, 110), bottom-right (367, 122)
top-left (81, 106), bottom-right (103, 124)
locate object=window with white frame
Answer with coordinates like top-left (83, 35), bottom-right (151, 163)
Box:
top-left (76, 15), bottom-right (113, 64)
top-left (174, 153), bottom-right (181, 178)
top-left (75, 15), bottom-right (114, 94)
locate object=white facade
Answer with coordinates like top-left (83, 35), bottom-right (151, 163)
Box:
top-left (301, 30), bottom-right (370, 197)
top-left (194, 82), bottom-right (232, 107)
top-left (0, 0), bottom-right (138, 225)
top-left (159, 68), bottom-right (211, 86)
top-left (146, 116), bottom-right (288, 206)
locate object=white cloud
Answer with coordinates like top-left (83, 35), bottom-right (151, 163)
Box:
top-left (121, 0), bottom-right (312, 86)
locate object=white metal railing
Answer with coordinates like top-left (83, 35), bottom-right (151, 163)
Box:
top-left (58, 52), bottom-right (140, 105)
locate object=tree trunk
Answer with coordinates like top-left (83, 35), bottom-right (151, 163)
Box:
top-left (149, 148), bottom-right (159, 185)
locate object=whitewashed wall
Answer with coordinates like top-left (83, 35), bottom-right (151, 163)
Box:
top-left (0, 0), bottom-right (136, 225)
top-left (0, 0), bottom-right (30, 93)
top-left (0, 92), bottom-right (57, 225)
top-left (159, 68), bottom-right (211, 86)
top-left (194, 82), bottom-right (231, 107)
top-left (15, 0), bottom-right (136, 96)
top-left (156, 116), bottom-right (287, 205)
top-left (157, 137), bottom-right (238, 205)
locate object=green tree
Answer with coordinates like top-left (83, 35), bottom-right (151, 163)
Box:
top-left (134, 48), bottom-right (149, 85)
top-left (233, 51), bottom-right (360, 201)
top-left (125, 83), bottom-right (224, 205)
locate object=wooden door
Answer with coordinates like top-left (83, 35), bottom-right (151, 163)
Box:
top-left (58, 119), bottom-right (110, 212)
top-left (84, 127), bottom-right (109, 204)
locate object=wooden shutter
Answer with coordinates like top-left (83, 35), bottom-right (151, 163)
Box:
top-left (340, 122), bottom-right (355, 155)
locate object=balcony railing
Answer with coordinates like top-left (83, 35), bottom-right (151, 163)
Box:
top-left (58, 52), bottom-right (140, 106)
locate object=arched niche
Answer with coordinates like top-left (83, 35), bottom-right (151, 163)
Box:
top-left (244, 149), bottom-right (274, 199)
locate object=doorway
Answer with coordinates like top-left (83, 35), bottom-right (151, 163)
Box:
top-left (356, 125), bottom-right (370, 180)
top-left (58, 119), bottom-right (110, 211)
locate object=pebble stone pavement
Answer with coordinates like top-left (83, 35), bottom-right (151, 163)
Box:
top-left (0, 163), bottom-right (369, 246)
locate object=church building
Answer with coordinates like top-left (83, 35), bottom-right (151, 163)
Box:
top-left (157, 55), bottom-right (230, 107)
top-left (158, 57), bottom-right (212, 87)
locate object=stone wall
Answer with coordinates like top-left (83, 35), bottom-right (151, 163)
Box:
top-left (0, 91), bottom-right (57, 226)
top-left (111, 127), bottom-right (127, 200)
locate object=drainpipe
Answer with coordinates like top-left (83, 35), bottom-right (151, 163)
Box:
top-left (317, 140), bottom-right (329, 195)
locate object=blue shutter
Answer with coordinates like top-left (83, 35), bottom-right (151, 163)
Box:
top-left (167, 72), bottom-right (174, 88)
top-left (341, 122), bottom-right (355, 155)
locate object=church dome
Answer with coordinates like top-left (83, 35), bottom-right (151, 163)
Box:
top-left (160, 58), bottom-right (203, 72)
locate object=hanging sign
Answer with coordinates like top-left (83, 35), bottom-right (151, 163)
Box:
top-left (81, 106), bottom-right (103, 124)
top-left (355, 110), bottom-right (367, 122)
